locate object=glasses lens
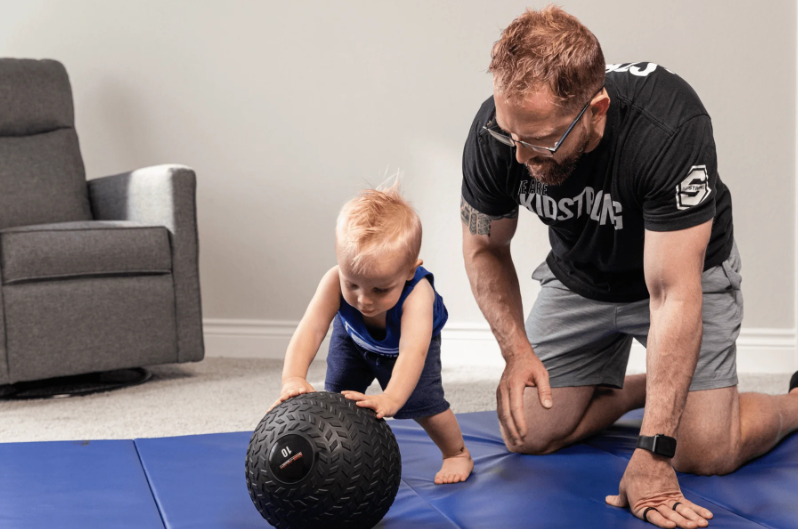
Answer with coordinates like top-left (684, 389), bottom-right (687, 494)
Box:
top-left (486, 126), bottom-right (556, 157)
top-left (486, 129), bottom-right (515, 147)
top-left (525, 143), bottom-right (555, 158)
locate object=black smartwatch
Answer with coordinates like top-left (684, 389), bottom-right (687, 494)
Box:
top-left (636, 434), bottom-right (677, 458)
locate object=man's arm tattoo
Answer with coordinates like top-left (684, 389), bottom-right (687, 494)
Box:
top-left (460, 196), bottom-right (518, 236)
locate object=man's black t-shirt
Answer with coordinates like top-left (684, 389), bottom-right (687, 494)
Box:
top-left (462, 62), bottom-right (734, 303)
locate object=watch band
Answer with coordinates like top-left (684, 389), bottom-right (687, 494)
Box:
top-left (636, 434), bottom-right (677, 458)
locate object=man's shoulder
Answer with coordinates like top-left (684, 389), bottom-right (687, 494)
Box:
top-left (465, 95), bottom-right (498, 145)
top-left (462, 95), bottom-right (522, 209)
top-left (607, 62), bottom-right (708, 133)
top-left (474, 95), bottom-right (496, 123)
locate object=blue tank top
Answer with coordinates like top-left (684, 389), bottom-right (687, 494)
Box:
top-left (338, 266), bottom-right (448, 356)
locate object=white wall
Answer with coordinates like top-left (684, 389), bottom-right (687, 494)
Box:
top-left (1, 1), bottom-right (795, 371)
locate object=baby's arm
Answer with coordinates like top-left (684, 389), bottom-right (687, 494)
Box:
top-left (343, 278), bottom-right (434, 418)
top-left (269, 266), bottom-right (341, 411)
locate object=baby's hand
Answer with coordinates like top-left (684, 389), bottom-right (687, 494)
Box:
top-left (268, 377), bottom-right (315, 412)
top-left (342, 391), bottom-right (402, 419)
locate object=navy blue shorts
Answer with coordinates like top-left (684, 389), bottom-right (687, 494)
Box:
top-left (324, 315), bottom-right (450, 420)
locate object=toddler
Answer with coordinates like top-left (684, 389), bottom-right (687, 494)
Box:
top-left (271, 181), bottom-right (473, 484)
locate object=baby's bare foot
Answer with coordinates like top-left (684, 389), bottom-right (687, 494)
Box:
top-left (434, 448), bottom-right (473, 485)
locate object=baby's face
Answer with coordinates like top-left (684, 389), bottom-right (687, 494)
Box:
top-left (337, 251), bottom-right (416, 319)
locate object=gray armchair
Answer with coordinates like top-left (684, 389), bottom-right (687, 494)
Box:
top-left (0, 58), bottom-right (204, 385)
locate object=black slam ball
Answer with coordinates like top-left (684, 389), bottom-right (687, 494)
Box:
top-left (246, 391), bottom-right (402, 529)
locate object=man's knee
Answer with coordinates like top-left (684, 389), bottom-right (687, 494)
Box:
top-left (497, 385), bottom-right (596, 455)
top-left (673, 453), bottom-right (737, 476)
top-left (672, 386), bottom-right (742, 476)
top-left (500, 424), bottom-right (568, 455)
top-left (672, 442), bottom-right (740, 476)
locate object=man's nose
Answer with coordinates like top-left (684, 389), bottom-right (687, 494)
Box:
top-left (515, 143), bottom-right (539, 165)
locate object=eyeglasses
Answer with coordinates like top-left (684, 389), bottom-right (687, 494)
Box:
top-left (483, 86), bottom-right (605, 158)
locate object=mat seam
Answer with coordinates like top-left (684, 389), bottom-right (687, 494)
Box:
top-left (133, 439), bottom-right (168, 529)
top-left (589, 446), bottom-right (775, 529)
top-left (399, 477), bottom-right (463, 529)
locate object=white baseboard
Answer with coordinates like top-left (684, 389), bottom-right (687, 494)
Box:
top-left (203, 319), bottom-right (798, 374)
top-left (626, 328), bottom-right (798, 374)
top-left (733, 328), bottom-right (797, 373)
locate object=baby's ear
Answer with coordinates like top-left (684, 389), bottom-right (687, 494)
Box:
top-left (407, 259), bottom-right (423, 280)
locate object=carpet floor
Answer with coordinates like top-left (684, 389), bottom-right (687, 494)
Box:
top-left (0, 358), bottom-right (792, 442)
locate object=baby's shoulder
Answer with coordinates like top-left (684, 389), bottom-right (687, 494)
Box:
top-left (317, 266), bottom-right (342, 297)
top-left (322, 265), bottom-right (340, 282)
top-left (403, 277), bottom-right (435, 308)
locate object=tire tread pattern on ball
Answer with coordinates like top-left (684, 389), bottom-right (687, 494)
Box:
top-left (245, 392), bottom-right (401, 529)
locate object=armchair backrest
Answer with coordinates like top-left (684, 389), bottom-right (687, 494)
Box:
top-left (0, 58), bottom-right (92, 229)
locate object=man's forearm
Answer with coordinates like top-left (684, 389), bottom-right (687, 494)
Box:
top-left (641, 295), bottom-right (702, 438)
top-left (464, 247), bottom-right (530, 359)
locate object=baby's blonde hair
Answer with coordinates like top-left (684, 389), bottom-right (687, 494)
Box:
top-left (336, 178), bottom-right (422, 275)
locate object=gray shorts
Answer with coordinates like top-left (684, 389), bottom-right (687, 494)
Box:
top-left (526, 242), bottom-right (742, 392)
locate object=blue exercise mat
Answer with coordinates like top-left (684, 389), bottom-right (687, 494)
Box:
top-left (134, 412), bottom-right (775, 528)
top-left (393, 413), bottom-right (765, 529)
top-left (0, 439), bottom-right (164, 529)
top-left (1, 409), bottom-right (795, 528)
top-left (134, 431), bottom-right (458, 529)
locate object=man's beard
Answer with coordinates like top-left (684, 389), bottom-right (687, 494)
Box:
top-left (525, 133), bottom-right (590, 186)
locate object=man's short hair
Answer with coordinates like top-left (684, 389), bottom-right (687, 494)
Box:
top-left (489, 4), bottom-right (605, 111)
top-left (336, 178), bottom-right (422, 274)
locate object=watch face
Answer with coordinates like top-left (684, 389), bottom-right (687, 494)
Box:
top-left (654, 435), bottom-right (677, 458)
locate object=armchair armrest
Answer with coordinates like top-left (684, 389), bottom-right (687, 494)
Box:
top-left (88, 164), bottom-right (204, 362)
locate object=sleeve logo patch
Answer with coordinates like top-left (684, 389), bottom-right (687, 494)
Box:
top-left (605, 62), bottom-right (658, 77)
top-left (676, 165), bottom-right (712, 210)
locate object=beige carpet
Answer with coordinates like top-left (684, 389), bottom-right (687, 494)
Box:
top-left (0, 358), bottom-right (791, 442)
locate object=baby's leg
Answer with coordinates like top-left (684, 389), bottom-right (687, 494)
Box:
top-left (415, 409), bottom-right (474, 484)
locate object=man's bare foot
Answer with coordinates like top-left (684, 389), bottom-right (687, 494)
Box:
top-left (434, 448), bottom-right (473, 485)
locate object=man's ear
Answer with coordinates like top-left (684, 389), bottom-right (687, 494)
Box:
top-left (407, 259), bottom-right (423, 280)
top-left (590, 91), bottom-right (610, 121)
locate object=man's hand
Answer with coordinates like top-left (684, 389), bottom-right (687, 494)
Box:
top-left (342, 391), bottom-right (402, 419)
top-left (268, 377), bottom-right (316, 412)
top-left (497, 352), bottom-right (552, 446)
top-left (606, 450), bottom-right (713, 528)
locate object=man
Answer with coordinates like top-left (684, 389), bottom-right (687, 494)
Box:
top-left (460, 6), bottom-right (798, 529)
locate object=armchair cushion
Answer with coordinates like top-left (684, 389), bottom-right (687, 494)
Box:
top-left (0, 129), bottom-right (92, 230)
top-left (0, 221), bottom-right (172, 285)
top-left (0, 59), bottom-right (74, 137)
top-left (0, 59), bottom-right (92, 230)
